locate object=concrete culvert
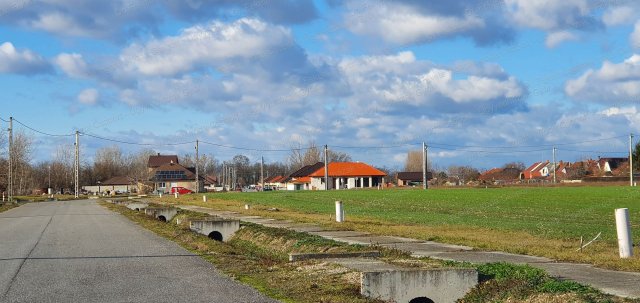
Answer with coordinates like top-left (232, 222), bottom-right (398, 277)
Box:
top-left (158, 215), bottom-right (167, 222)
top-left (208, 231), bottom-right (223, 242)
top-left (134, 208), bottom-right (139, 211)
top-left (409, 297), bottom-right (434, 303)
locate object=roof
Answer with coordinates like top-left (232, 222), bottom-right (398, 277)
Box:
top-left (101, 176), bottom-right (136, 185)
top-left (522, 161), bottom-right (548, 179)
top-left (397, 171), bottom-right (432, 181)
top-left (289, 162), bottom-right (325, 178)
top-left (150, 162), bottom-right (196, 181)
top-left (309, 162), bottom-right (386, 177)
top-left (148, 154), bottom-right (179, 168)
top-left (265, 175), bottom-right (287, 183)
top-left (292, 176), bottom-right (311, 183)
top-left (204, 175), bottom-right (217, 185)
top-left (479, 167), bottom-right (521, 181)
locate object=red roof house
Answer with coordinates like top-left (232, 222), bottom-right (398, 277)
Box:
top-left (308, 162), bottom-right (386, 190)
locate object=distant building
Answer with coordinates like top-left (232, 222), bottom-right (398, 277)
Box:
top-left (149, 160), bottom-right (203, 194)
top-left (478, 168), bottom-right (521, 184)
top-left (396, 171), bottom-right (432, 187)
top-left (286, 162), bottom-right (324, 190)
top-left (308, 162), bottom-right (386, 190)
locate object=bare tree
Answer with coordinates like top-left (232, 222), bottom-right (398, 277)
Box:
top-left (503, 161), bottom-right (526, 171)
top-left (10, 131), bottom-right (34, 195)
top-left (288, 141), bottom-right (352, 169)
top-left (447, 165), bottom-right (480, 183)
top-left (93, 145), bottom-right (126, 182)
top-left (404, 150), bottom-right (422, 171)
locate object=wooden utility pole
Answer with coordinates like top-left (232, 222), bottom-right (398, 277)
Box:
top-left (324, 145), bottom-right (329, 190)
top-left (552, 147), bottom-right (557, 184)
top-left (8, 117), bottom-right (13, 202)
top-left (260, 156), bottom-right (264, 191)
top-left (195, 140), bottom-right (199, 193)
top-left (74, 131), bottom-right (79, 198)
top-left (630, 134), bottom-right (634, 187)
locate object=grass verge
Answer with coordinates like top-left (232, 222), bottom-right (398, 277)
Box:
top-left (103, 200), bottom-right (634, 303)
top-left (0, 203), bottom-right (18, 213)
top-left (157, 187), bottom-right (640, 272)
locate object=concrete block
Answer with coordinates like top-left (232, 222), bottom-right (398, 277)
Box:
top-left (361, 269), bottom-right (478, 303)
top-left (289, 251), bottom-right (381, 262)
top-left (190, 218), bottom-right (240, 242)
top-left (126, 202), bottom-right (148, 211)
top-left (144, 207), bottom-right (178, 222)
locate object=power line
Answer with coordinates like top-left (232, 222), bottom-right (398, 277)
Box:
top-left (199, 140), bottom-right (312, 152)
top-left (430, 146), bottom-right (550, 154)
top-left (12, 118), bottom-right (75, 137)
top-left (558, 148), bottom-right (627, 154)
top-left (81, 132), bottom-right (196, 146)
top-left (332, 142), bottom-right (420, 149)
top-left (427, 135), bottom-right (627, 149)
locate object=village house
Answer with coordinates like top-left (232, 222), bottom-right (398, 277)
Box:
top-left (396, 171), bottom-right (433, 187)
top-left (263, 175), bottom-right (287, 190)
top-left (286, 162), bottom-right (324, 190)
top-left (308, 162), bottom-right (386, 190)
top-left (479, 167), bottom-right (521, 185)
top-left (148, 155), bottom-right (203, 194)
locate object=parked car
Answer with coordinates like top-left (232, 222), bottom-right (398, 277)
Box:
top-left (170, 187), bottom-right (193, 195)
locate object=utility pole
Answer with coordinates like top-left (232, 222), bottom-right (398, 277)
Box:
top-left (74, 131), bottom-right (79, 198)
top-left (630, 134), bottom-right (634, 187)
top-left (552, 147), bottom-right (557, 184)
top-left (260, 156), bottom-right (264, 191)
top-left (195, 140), bottom-right (199, 193)
top-left (324, 145), bottom-right (329, 190)
top-left (422, 141), bottom-right (428, 190)
top-left (8, 117), bottom-right (13, 203)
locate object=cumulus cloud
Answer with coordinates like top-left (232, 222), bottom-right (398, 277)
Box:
top-left (565, 54), bottom-right (640, 103)
top-left (545, 31), bottom-right (579, 48)
top-left (338, 52), bottom-right (527, 114)
top-left (0, 42), bottom-right (51, 75)
top-left (340, 0), bottom-right (514, 46)
top-left (602, 5), bottom-right (638, 26)
top-left (119, 18), bottom-right (309, 77)
top-left (504, 0), bottom-right (600, 31)
top-left (631, 21), bottom-right (640, 49)
top-left (0, 0), bottom-right (317, 41)
top-left (55, 53), bottom-right (89, 78)
top-left (77, 88), bottom-right (100, 105)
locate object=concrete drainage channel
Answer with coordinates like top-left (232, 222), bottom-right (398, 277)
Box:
top-left (106, 200), bottom-right (478, 302)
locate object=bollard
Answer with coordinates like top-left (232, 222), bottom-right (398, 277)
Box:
top-left (335, 200), bottom-right (344, 223)
top-left (615, 208), bottom-right (633, 258)
top-left (245, 204), bottom-right (250, 210)
top-left (174, 192), bottom-right (179, 199)
top-left (203, 195), bottom-right (207, 202)
top-left (159, 193), bottom-right (162, 198)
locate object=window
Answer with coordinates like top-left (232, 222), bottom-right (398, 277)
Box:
top-left (158, 182), bottom-right (166, 188)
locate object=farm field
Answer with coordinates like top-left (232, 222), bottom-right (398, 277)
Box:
top-left (170, 186), bottom-right (640, 271)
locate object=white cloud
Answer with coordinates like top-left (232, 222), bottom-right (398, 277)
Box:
top-left (504, 0), bottom-right (593, 31)
top-left (545, 31), bottom-right (579, 48)
top-left (566, 54), bottom-right (640, 103)
top-left (0, 42), bottom-right (51, 75)
top-left (345, 2), bottom-right (485, 45)
top-left (77, 88), bottom-right (100, 105)
top-left (120, 18), bottom-right (296, 76)
top-left (55, 53), bottom-right (88, 78)
top-left (602, 5), bottom-right (637, 26)
top-left (631, 21), bottom-right (640, 49)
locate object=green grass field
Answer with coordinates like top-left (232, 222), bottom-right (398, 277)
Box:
top-left (174, 186), bottom-right (640, 271)
top-left (210, 186), bottom-right (640, 242)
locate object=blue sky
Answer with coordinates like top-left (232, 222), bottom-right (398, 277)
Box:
top-left (1, 0), bottom-right (639, 170)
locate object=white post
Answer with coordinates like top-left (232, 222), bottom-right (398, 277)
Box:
top-left (369, 177), bottom-right (372, 188)
top-left (245, 204), bottom-right (250, 210)
top-left (335, 200), bottom-right (344, 222)
top-left (615, 208), bottom-right (634, 258)
top-left (202, 195), bottom-right (207, 202)
top-left (159, 193), bottom-right (162, 198)
top-left (174, 192), bottom-right (178, 199)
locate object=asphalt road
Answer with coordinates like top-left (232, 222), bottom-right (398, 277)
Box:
top-left (0, 200), bottom-right (278, 303)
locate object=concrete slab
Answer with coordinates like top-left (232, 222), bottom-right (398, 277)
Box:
top-left (333, 258), bottom-right (403, 272)
top-left (533, 262), bottom-right (640, 298)
top-left (190, 218), bottom-right (240, 242)
top-left (332, 235), bottom-right (423, 246)
top-left (379, 241), bottom-right (473, 258)
top-left (286, 225), bottom-right (325, 232)
top-left (289, 251), bottom-right (381, 262)
top-left (429, 251), bottom-right (552, 264)
top-left (309, 231), bottom-right (371, 238)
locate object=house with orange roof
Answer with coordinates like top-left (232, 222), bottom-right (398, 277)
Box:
top-left (520, 161), bottom-right (551, 179)
top-left (286, 162), bottom-right (324, 190)
top-left (308, 162), bottom-right (387, 190)
top-left (264, 175), bottom-right (287, 190)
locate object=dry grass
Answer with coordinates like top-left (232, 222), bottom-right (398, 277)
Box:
top-left (155, 190), bottom-right (640, 272)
